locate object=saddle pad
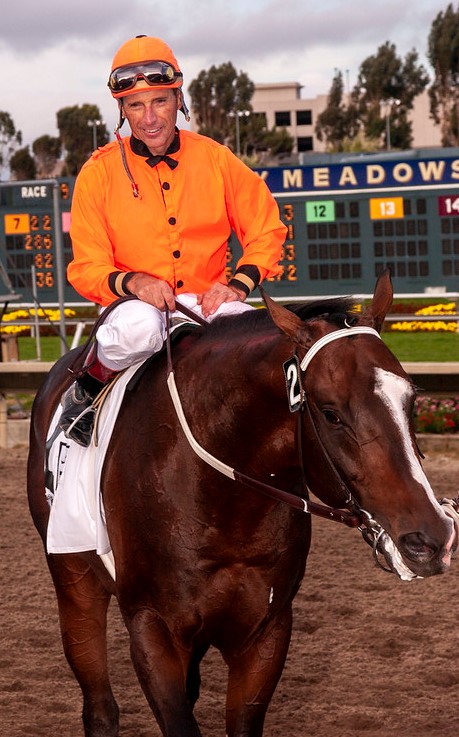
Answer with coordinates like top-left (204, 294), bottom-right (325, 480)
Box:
top-left (46, 359), bottom-right (145, 555)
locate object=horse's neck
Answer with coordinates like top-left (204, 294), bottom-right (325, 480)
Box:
top-left (174, 331), bottom-right (296, 471)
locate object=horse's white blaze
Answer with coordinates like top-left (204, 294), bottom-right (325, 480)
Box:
top-left (373, 368), bottom-right (437, 503)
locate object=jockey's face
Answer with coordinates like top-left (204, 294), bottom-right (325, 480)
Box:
top-left (122, 88), bottom-right (178, 156)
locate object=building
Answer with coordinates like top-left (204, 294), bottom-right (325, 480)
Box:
top-left (251, 83), bottom-right (442, 156)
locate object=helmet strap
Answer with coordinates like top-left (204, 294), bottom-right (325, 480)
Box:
top-left (116, 100), bottom-right (126, 130)
top-left (178, 90), bottom-right (190, 122)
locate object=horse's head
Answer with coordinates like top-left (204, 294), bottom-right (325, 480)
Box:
top-left (261, 269), bottom-right (456, 580)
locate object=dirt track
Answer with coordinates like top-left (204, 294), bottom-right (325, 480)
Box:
top-left (1, 444), bottom-right (459, 737)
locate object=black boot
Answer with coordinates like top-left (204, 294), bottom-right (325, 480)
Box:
top-left (59, 373), bottom-right (104, 447)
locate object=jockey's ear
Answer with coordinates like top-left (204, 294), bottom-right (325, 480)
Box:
top-left (364, 268), bottom-right (393, 333)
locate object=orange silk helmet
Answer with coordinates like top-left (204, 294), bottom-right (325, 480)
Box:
top-left (108, 35), bottom-right (189, 120)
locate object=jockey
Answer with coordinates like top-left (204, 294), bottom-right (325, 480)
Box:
top-left (59, 35), bottom-right (286, 446)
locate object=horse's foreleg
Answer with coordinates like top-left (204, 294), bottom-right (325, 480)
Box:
top-left (186, 642), bottom-right (209, 709)
top-left (224, 607), bottom-right (293, 737)
top-left (47, 553), bottom-right (119, 737)
top-left (125, 607), bottom-right (203, 737)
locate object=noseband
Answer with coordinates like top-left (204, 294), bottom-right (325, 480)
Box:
top-left (166, 303), bottom-right (418, 580)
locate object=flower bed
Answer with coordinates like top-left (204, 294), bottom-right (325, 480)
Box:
top-left (390, 320), bottom-right (458, 332)
top-left (389, 302), bottom-right (458, 333)
top-left (0, 308), bottom-right (76, 336)
top-left (414, 396), bottom-right (459, 434)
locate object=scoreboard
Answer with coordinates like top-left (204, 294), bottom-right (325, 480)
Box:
top-left (0, 177), bottom-right (77, 303)
top-left (229, 147), bottom-right (459, 298)
top-left (1, 147), bottom-right (459, 306)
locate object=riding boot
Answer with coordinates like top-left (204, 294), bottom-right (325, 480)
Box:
top-left (59, 348), bottom-right (118, 447)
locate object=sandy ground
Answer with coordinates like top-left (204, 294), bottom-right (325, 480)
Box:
top-left (1, 444), bottom-right (459, 737)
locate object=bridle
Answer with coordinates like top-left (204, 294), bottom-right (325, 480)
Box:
top-left (166, 301), bottom-right (419, 581)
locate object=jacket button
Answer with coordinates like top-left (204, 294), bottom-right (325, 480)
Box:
top-left (169, 217), bottom-right (176, 225)
top-left (162, 182), bottom-right (170, 190)
top-left (173, 250), bottom-right (180, 258)
top-left (177, 280), bottom-right (184, 288)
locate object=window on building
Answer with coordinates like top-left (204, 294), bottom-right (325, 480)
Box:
top-left (275, 111), bottom-right (291, 126)
top-left (252, 111), bottom-right (267, 126)
top-left (297, 136), bottom-right (313, 152)
top-left (296, 110), bottom-right (312, 126)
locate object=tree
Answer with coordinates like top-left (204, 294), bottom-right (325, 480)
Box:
top-left (350, 42), bottom-right (429, 150)
top-left (315, 70), bottom-right (358, 151)
top-left (260, 126), bottom-right (294, 157)
top-left (189, 62), bottom-right (254, 146)
top-left (428, 3), bottom-right (459, 146)
top-left (32, 135), bottom-right (62, 178)
top-left (0, 111), bottom-right (22, 180)
top-left (9, 146), bottom-right (36, 180)
top-left (189, 63), bottom-right (293, 160)
top-left (57, 104), bottom-right (109, 175)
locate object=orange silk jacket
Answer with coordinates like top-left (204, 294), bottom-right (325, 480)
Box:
top-left (68, 129), bottom-right (286, 306)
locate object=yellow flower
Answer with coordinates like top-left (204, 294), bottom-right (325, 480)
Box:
top-left (0, 325), bottom-right (30, 335)
top-left (390, 320), bottom-right (457, 332)
top-left (415, 302), bottom-right (456, 316)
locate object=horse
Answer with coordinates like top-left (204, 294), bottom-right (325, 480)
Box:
top-left (27, 269), bottom-right (456, 737)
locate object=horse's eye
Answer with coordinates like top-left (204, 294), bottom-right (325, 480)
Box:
top-left (323, 409), bottom-right (341, 425)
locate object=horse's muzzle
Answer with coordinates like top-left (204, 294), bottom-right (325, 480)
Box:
top-left (399, 529), bottom-right (452, 571)
top-left (359, 507), bottom-right (456, 580)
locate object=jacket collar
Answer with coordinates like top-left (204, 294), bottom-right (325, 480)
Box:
top-left (130, 128), bottom-right (180, 169)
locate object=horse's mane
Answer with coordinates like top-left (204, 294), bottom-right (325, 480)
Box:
top-left (284, 296), bottom-right (359, 324)
top-left (199, 296), bottom-right (360, 341)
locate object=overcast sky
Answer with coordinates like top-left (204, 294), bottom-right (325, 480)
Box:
top-left (0, 0), bottom-right (452, 150)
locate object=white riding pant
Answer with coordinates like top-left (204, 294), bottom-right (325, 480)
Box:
top-left (96, 293), bottom-right (254, 371)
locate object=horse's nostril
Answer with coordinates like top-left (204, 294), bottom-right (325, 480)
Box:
top-left (400, 531), bottom-right (437, 560)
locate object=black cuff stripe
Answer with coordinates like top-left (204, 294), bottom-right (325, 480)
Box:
top-left (229, 265), bottom-right (260, 296)
top-left (122, 273), bottom-right (135, 295)
top-left (108, 271), bottom-right (135, 297)
top-left (228, 277), bottom-right (251, 297)
top-left (234, 265), bottom-right (260, 287)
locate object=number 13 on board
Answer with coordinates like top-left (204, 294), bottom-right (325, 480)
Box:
top-left (369, 197), bottom-right (404, 219)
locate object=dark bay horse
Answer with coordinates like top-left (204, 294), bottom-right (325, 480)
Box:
top-left (27, 270), bottom-right (456, 737)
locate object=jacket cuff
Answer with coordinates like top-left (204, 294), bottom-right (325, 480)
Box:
top-left (228, 265), bottom-right (260, 297)
top-left (108, 271), bottom-right (136, 298)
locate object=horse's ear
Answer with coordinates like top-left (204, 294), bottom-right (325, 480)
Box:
top-left (364, 268), bottom-right (393, 333)
top-left (259, 285), bottom-right (304, 339)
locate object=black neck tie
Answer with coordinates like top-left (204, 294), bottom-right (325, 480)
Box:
top-left (146, 154), bottom-right (178, 170)
top-left (130, 130), bottom-right (180, 170)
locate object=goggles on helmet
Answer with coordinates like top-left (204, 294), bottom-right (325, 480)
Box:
top-left (108, 60), bottom-right (183, 93)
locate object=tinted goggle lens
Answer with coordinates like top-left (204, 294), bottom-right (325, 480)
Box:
top-left (108, 61), bottom-right (182, 92)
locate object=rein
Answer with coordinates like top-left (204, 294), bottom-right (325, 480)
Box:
top-left (166, 303), bottom-right (381, 529)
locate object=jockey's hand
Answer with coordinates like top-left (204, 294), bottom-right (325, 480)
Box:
top-left (126, 273), bottom-right (176, 311)
top-left (197, 282), bottom-right (245, 318)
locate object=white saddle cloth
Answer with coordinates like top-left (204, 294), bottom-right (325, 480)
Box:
top-left (46, 360), bottom-right (145, 555)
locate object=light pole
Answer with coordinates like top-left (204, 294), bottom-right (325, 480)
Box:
top-left (230, 110), bottom-right (250, 156)
top-left (380, 98), bottom-right (400, 151)
top-left (87, 119), bottom-right (103, 150)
